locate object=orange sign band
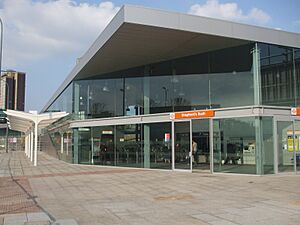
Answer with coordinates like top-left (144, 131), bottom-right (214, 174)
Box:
top-left (171, 110), bottom-right (215, 120)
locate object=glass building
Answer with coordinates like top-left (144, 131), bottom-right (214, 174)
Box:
top-left (41, 6), bottom-right (300, 175)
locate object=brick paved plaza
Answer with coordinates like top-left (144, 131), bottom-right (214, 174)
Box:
top-left (0, 150), bottom-right (300, 225)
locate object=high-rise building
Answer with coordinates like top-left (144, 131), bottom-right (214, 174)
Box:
top-left (0, 71), bottom-right (26, 111)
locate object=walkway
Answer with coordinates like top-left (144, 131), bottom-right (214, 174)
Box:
top-left (0, 150), bottom-right (300, 225)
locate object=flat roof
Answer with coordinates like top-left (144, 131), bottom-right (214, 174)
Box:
top-left (41, 5), bottom-right (300, 112)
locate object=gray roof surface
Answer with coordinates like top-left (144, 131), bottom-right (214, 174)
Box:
top-left (41, 5), bottom-right (300, 112)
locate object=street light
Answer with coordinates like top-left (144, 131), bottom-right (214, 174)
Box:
top-left (162, 86), bottom-right (168, 107)
top-left (0, 76), bottom-right (10, 109)
top-left (0, 17), bottom-right (3, 75)
top-left (0, 18), bottom-right (8, 153)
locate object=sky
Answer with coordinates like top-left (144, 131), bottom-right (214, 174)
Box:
top-left (0, 0), bottom-right (299, 112)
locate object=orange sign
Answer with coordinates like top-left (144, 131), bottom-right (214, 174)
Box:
top-left (170, 110), bottom-right (215, 120)
top-left (291, 108), bottom-right (300, 116)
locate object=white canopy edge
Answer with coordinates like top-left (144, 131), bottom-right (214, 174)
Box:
top-left (4, 109), bottom-right (68, 166)
top-left (4, 110), bottom-right (68, 133)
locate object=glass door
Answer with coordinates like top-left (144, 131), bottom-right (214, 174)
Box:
top-left (192, 119), bottom-right (210, 172)
top-left (277, 120), bottom-right (295, 173)
top-left (173, 121), bottom-right (192, 171)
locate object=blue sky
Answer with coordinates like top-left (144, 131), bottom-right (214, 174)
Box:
top-left (0, 0), bottom-right (300, 111)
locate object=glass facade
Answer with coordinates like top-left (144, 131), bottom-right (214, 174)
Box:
top-left (295, 121), bottom-right (300, 171)
top-left (47, 83), bottom-right (73, 113)
top-left (73, 122), bottom-right (172, 170)
top-left (43, 128), bottom-right (73, 164)
top-left (277, 121), bottom-right (294, 172)
top-left (46, 44), bottom-right (254, 117)
top-left (192, 119), bottom-right (210, 171)
top-left (261, 117), bottom-right (274, 174)
top-left (42, 41), bottom-right (300, 175)
top-left (174, 121), bottom-right (191, 170)
top-left (260, 43), bottom-right (300, 107)
top-left (213, 117), bottom-right (257, 174)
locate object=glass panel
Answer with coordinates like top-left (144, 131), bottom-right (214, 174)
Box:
top-left (91, 126), bottom-right (115, 166)
top-left (277, 121), bottom-right (294, 172)
top-left (46, 83), bottom-right (73, 113)
top-left (149, 76), bottom-right (173, 114)
top-left (124, 77), bottom-right (143, 116)
top-left (78, 127), bottom-right (91, 164)
top-left (174, 121), bottom-right (191, 170)
top-left (213, 117), bottom-right (256, 174)
top-left (116, 124), bottom-right (143, 167)
top-left (75, 79), bottom-right (123, 119)
top-left (262, 117), bottom-right (274, 174)
top-left (173, 74), bottom-right (209, 111)
top-left (143, 123), bottom-right (172, 169)
top-left (259, 43), bottom-right (295, 107)
top-left (192, 119), bottom-right (210, 171)
top-left (210, 72), bottom-right (254, 108)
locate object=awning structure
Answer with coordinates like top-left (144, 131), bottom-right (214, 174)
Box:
top-left (4, 110), bottom-right (68, 166)
top-left (42, 5), bottom-right (300, 112)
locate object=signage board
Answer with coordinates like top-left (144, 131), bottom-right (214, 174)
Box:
top-left (170, 110), bottom-right (214, 120)
top-left (102, 130), bottom-right (113, 135)
top-left (164, 133), bottom-right (170, 142)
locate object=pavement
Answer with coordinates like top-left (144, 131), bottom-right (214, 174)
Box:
top-left (0, 150), bottom-right (300, 225)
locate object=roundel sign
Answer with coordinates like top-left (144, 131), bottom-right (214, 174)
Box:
top-left (291, 108), bottom-right (300, 116)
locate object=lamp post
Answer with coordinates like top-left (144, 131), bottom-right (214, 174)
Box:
top-left (162, 86), bottom-right (168, 107)
top-left (0, 18), bottom-right (8, 153)
top-left (0, 77), bottom-right (9, 153)
top-left (0, 17), bottom-right (3, 74)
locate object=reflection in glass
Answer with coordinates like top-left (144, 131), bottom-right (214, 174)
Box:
top-left (261, 117), bottom-right (274, 174)
top-left (78, 127), bottom-right (91, 164)
top-left (125, 78), bottom-right (144, 116)
top-left (75, 79), bottom-right (123, 119)
top-left (174, 121), bottom-right (191, 170)
top-left (260, 43), bottom-right (300, 107)
top-left (213, 117), bottom-right (256, 174)
top-left (46, 43), bottom-right (256, 118)
top-left (47, 83), bottom-right (73, 113)
top-left (192, 119), bottom-right (210, 171)
top-left (92, 126), bottom-right (115, 166)
top-left (116, 124), bottom-right (143, 168)
top-left (277, 121), bottom-right (294, 172)
top-left (143, 123), bottom-right (172, 169)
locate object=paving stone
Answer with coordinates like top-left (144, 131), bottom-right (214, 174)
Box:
top-left (27, 212), bottom-right (50, 222)
top-left (52, 219), bottom-right (78, 225)
top-left (1, 151), bottom-right (300, 225)
top-left (3, 213), bottom-right (27, 225)
top-left (24, 221), bottom-right (50, 225)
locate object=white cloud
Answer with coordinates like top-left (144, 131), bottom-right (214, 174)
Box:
top-left (189, 0), bottom-right (270, 25)
top-left (0, 0), bottom-right (120, 68)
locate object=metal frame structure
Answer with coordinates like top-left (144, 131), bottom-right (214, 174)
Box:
top-left (4, 110), bottom-right (68, 166)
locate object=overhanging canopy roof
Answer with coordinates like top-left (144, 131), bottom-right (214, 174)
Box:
top-left (42, 5), bottom-right (300, 112)
top-left (5, 110), bottom-right (68, 133)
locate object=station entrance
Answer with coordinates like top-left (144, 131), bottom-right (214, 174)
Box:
top-left (69, 106), bottom-right (300, 175)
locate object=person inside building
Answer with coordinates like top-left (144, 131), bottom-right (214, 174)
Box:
top-left (192, 140), bottom-right (198, 164)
